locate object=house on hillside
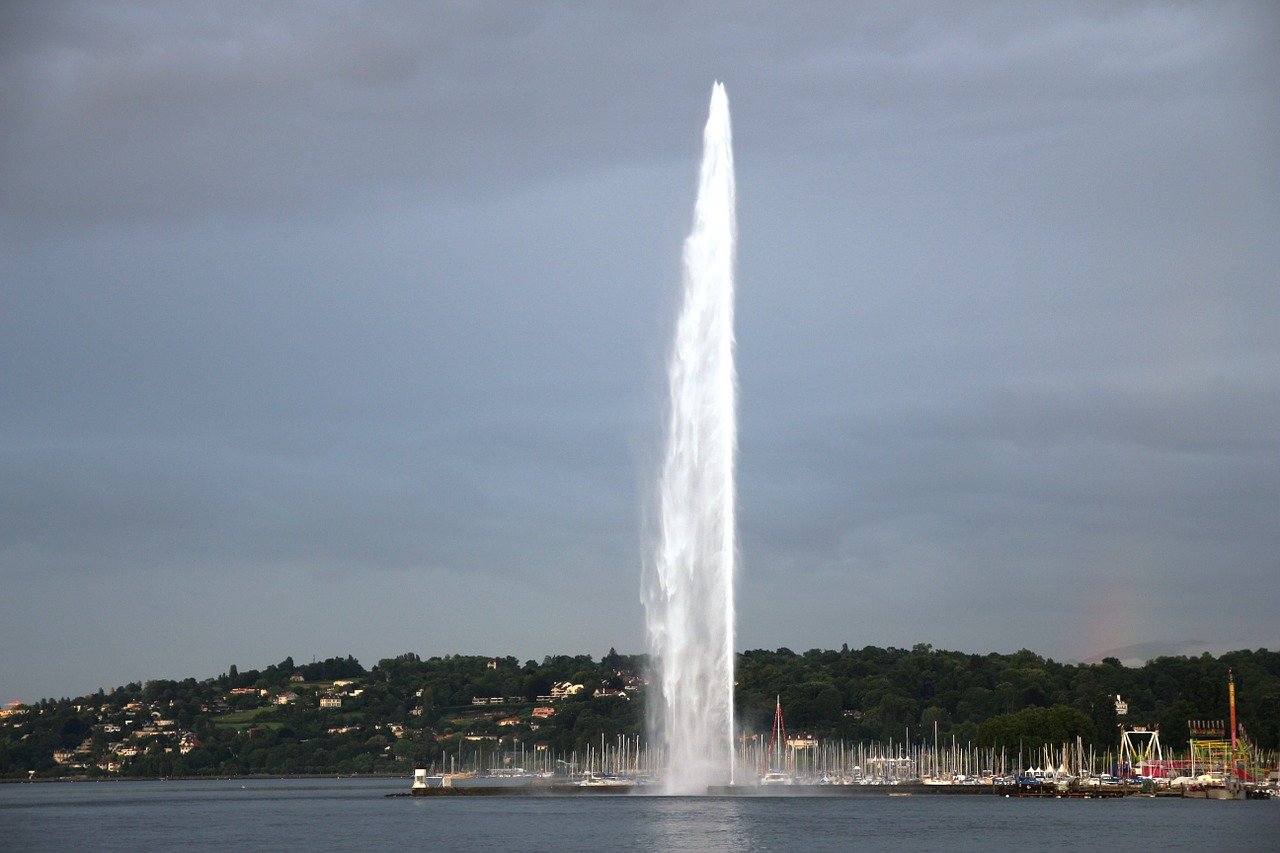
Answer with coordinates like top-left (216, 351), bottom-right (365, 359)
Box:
top-left (549, 682), bottom-right (583, 700)
top-left (617, 671), bottom-right (646, 690)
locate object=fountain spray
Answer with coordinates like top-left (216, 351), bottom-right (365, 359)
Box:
top-left (643, 82), bottom-right (738, 795)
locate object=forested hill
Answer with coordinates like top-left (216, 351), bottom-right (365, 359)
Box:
top-left (2, 646), bottom-right (1275, 779)
top-left (733, 645), bottom-right (1278, 752)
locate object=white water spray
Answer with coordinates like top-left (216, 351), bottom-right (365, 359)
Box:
top-left (643, 82), bottom-right (737, 794)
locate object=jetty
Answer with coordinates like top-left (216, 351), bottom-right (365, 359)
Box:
top-left (408, 780), bottom-right (1134, 798)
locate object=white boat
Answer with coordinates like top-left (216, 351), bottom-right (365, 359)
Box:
top-left (411, 768), bottom-right (473, 789)
top-left (485, 767), bottom-right (539, 779)
top-left (577, 771), bottom-right (631, 787)
top-left (1181, 773), bottom-right (1246, 800)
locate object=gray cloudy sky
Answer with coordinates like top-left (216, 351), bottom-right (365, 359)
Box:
top-left (3, 1), bottom-right (1277, 703)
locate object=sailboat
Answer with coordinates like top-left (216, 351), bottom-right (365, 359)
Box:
top-left (760, 696), bottom-right (794, 785)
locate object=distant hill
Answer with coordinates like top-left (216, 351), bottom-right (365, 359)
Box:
top-left (2, 645), bottom-right (1275, 778)
top-left (1082, 639), bottom-right (1238, 667)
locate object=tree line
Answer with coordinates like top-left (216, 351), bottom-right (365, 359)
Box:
top-left (2, 645), bottom-right (1274, 779)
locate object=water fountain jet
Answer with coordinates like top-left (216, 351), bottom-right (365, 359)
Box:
top-left (643, 82), bottom-right (737, 795)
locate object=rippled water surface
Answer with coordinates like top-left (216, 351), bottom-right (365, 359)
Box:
top-left (2, 778), bottom-right (1276, 851)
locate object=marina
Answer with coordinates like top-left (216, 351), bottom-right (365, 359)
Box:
top-left (406, 780), bottom-right (1135, 798)
top-left (410, 675), bottom-right (1276, 801)
top-left (407, 776), bottom-right (1263, 799)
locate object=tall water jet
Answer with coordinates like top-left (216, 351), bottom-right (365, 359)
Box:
top-left (643, 82), bottom-right (737, 794)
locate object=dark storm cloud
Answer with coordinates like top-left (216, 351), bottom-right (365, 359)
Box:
top-left (2, 2), bottom-right (1277, 701)
top-left (8, 2), bottom-right (1268, 226)
top-left (1, 2), bottom-right (714, 225)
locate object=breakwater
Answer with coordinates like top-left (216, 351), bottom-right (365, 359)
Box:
top-left (408, 781), bottom-right (1138, 798)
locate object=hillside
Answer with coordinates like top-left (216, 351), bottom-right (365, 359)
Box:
top-left (2, 645), bottom-right (1275, 778)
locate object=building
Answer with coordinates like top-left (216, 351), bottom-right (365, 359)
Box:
top-left (319, 694), bottom-right (342, 709)
top-left (617, 671), bottom-right (646, 690)
top-left (549, 682), bottom-right (583, 700)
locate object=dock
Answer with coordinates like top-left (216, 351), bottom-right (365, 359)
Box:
top-left (408, 781), bottom-right (1134, 797)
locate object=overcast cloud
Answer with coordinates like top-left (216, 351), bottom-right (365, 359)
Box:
top-left (2, 1), bottom-right (1277, 703)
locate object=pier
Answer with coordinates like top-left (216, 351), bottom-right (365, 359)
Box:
top-left (408, 780), bottom-right (1137, 798)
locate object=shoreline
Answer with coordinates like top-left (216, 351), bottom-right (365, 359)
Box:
top-left (0, 772), bottom-right (409, 785)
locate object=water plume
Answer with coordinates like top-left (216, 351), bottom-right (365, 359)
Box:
top-left (643, 82), bottom-right (737, 794)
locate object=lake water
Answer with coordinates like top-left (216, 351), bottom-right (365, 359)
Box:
top-left (2, 777), bottom-right (1276, 851)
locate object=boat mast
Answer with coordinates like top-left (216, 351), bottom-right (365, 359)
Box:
top-left (767, 695), bottom-right (787, 772)
top-left (1228, 667), bottom-right (1237, 753)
